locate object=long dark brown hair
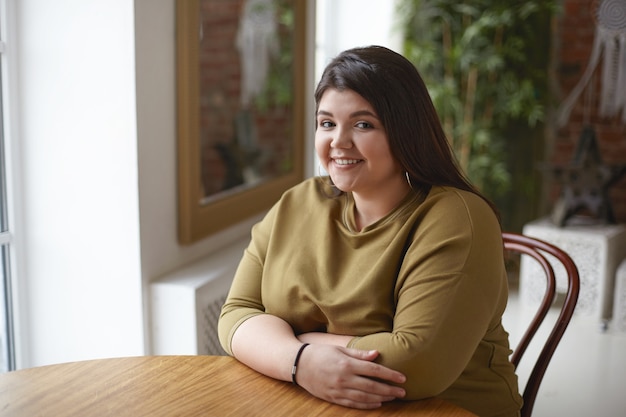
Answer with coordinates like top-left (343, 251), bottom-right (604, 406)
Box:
top-left (314, 45), bottom-right (499, 217)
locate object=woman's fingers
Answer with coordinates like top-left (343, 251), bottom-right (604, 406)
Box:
top-left (342, 347), bottom-right (407, 385)
top-left (297, 344), bottom-right (406, 409)
top-left (320, 373), bottom-right (405, 409)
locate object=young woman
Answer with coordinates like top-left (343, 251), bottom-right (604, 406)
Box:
top-left (218, 45), bottom-right (522, 417)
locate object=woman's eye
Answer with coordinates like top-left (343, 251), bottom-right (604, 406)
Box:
top-left (356, 121), bottom-right (373, 129)
top-left (319, 120), bottom-right (334, 128)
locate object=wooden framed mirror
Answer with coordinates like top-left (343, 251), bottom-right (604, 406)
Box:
top-left (176, 0), bottom-right (306, 244)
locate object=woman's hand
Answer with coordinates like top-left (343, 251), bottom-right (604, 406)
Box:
top-left (295, 344), bottom-right (406, 409)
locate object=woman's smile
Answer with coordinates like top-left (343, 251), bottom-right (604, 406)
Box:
top-left (333, 158), bottom-right (362, 166)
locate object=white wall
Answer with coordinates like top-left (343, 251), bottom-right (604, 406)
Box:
top-left (315, 0), bottom-right (402, 77)
top-left (17, 0), bottom-right (144, 366)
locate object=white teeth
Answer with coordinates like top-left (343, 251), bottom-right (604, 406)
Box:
top-left (335, 159), bottom-right (360, 165)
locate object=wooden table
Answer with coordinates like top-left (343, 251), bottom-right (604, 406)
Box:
top-left (0, 355), bottom-right (477, 416)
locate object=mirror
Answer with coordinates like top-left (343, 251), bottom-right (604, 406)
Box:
top-left (176, 0), bottom-right (306, 244)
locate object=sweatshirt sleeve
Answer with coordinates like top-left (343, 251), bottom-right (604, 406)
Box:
top-left (348, 191), bottom-right (506, 399)
top-left (217, 205), bottom-right (277, 355)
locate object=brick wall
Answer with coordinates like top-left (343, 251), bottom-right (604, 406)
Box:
top-left (554, 0), bottom-right (626, 222)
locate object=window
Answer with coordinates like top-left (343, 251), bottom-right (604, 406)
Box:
top-left (0, 0), bottom-right (16, 373)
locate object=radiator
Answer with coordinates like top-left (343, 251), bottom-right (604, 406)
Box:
top-left (150, 241), bottom-right (247, 356)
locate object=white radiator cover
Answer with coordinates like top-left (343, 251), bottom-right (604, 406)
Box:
top-left (150, 240), bottom-right (248, 356)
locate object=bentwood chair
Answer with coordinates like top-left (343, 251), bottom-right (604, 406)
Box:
top-left (502, 232), bottom-right (580, 417)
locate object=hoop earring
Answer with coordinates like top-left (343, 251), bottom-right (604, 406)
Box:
top-left (317, 165), bottom-right (342, 197)
top-left (405, 172), bottom-right (413, 189)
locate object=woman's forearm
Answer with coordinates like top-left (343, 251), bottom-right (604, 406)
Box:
top-left (297, 332), bottom-right (353, 347)
top-left (230, 313), bottom-right (304, 382)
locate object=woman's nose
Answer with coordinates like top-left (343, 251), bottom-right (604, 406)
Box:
top-left (331, 126), bottom-right (353, 149)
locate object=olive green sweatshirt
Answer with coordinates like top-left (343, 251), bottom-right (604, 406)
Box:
top-left (218, 177), bottom-right (523, 417)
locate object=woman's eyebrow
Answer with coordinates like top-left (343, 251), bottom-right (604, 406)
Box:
top-left (316, 109), bottom-right (379, 119)
top-left (350, 110), bottom-right (379, 119)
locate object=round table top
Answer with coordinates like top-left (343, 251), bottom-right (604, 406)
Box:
top-left (0, 355), bottom-right (477, 416)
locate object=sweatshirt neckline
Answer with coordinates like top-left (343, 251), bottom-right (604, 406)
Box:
top-left (341, 189), bottom-right (426, 233)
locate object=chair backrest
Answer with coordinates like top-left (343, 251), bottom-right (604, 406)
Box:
top-left (502, 232), bottom-right (580, 417)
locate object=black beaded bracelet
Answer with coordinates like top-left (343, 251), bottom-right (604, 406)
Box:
top-left (291, 343), bottom-right (310, 386)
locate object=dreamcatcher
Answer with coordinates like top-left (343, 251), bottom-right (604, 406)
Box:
top-left (557, 0), bottom-right (626, 126)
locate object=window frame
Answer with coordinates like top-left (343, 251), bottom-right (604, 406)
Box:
top-left (0, 0), bottom-right (24, 372)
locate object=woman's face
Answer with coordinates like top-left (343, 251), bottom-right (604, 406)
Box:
top-left (315, 88), bottom-right (403, 196)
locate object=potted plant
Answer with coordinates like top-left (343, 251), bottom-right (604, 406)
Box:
top-left (399, 0), bottom-right (558, 230)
